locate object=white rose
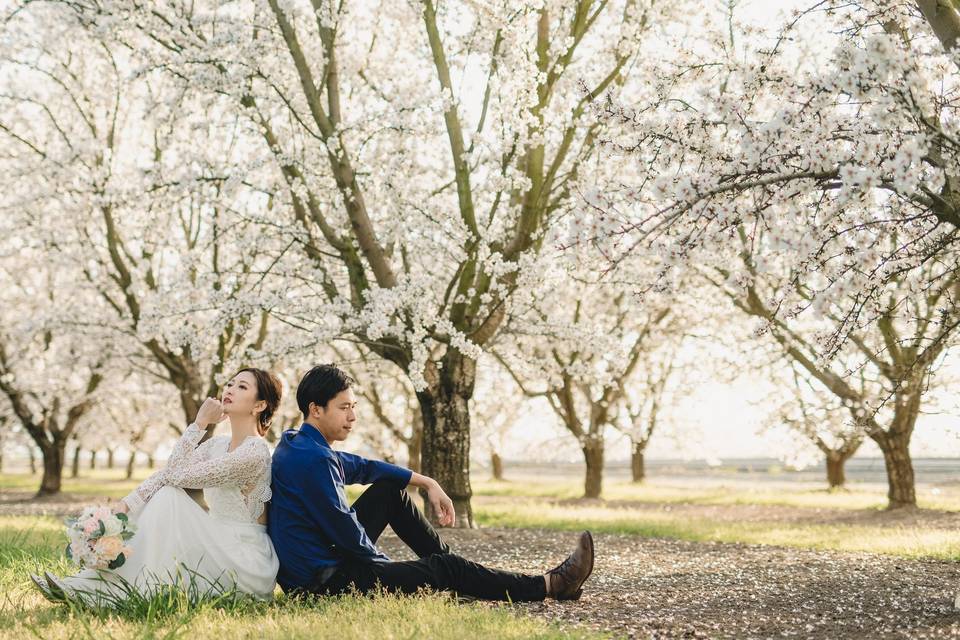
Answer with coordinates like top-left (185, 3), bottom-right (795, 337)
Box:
top-left (101, 515), bottom-right (124, 537)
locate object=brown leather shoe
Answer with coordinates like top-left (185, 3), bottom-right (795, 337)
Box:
top-left (546, 531), bottom-right (594, 600)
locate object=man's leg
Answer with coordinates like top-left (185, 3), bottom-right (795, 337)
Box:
top-left (328, 552), bottom-right (548, 602)
top-left (351, 480), bottom-right (450, 558)
top-left (317, 531), bottom-right (594, 603)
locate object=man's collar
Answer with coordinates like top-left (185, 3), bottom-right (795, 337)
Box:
top-left (299, 423), bottom-right (331, 448)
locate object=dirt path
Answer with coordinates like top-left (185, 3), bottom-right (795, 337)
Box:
top-left (378, 527), bottom-right (960, 639)
top-left (0, 490), bottom-right (126, 517)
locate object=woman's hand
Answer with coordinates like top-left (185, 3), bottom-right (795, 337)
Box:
top-left (112, 501), bottom-right (129, 515)
top-left (195, 397), bottom-right (228, 428)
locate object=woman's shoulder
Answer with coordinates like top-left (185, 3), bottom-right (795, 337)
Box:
top-left (242, 436), bottom-right (273, 458)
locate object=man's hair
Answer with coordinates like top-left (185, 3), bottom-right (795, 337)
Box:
top-left (296, 364), bottom-right (356, 419)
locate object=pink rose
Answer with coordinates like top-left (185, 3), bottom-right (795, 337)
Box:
top-left (82, 518), bottom-right (100, 535)
top-left (93, 507), bottom-right (112, 522)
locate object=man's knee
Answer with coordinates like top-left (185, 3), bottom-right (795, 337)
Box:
top-left (366, 479), bottom-right (406, 503)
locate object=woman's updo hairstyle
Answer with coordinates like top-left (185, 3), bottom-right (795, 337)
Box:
top-left (236, 367), bottom-right (283, 436)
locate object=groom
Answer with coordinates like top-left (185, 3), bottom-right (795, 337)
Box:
top-left (268, 364), bottom-right (595, 601)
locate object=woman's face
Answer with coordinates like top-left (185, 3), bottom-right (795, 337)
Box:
top-left (221, 371), bottom-right (263, 419)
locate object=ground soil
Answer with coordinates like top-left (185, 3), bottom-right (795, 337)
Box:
top-left (382, 527), bottom-right (960, 639)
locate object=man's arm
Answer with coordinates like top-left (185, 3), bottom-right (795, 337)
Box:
top-left (337, 451), bottom-right (456, 526)
top-left (337, 450), bottom-right (411, 486)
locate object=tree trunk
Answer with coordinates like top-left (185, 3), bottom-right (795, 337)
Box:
top-left (406, 430), bottom-right (422, 475)
top-left (88, 450), bottom-right (96, 470)
top-left (917, 0), bottom-right (960, 54)
top-left (631, 442), bottom-right (646, 483)
top-left (179, 388), bottom-right (203, 431)
top-left (583, 438), bottom-right (604, 499)
top-left (874, 431), bottom-right (916, 508)
top-left (37, 440), bottom-right (66, 496)
top-left (490, 451), bottom-right (504, 480)
top-left (147, 453), bottom-right (155, 469)
top-left (71, 445), bottom-right (81, 479)
top-left (819, 439), bottom-right (861, 490)
top-left (106, 448), bottom-right (115, 469)
top-left (125, 451), bottom-right (136, 480)
top-left (825, 454), bottom-right (847, 489)
top-left (0, 448), bottom-right (3, 473)
top-left (869, 386), bottom-right (921, 509)
top-left (416, 352), bottom-right (475, 528)
top-left (28, 447), bottom-right (36, 474)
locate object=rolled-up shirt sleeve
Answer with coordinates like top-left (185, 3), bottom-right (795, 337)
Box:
top-left (335, 451), bottom-right (412, 487)
top-left (301, 452), bottom-right (392, 562)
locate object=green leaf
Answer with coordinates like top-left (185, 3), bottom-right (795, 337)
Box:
top-left (121, 531), bottom-right (134, 541)
top-left (115, 512), bottom-right (128, 523)
top-left (107, 553), bottom-right (125, 570)
top-left (64, 543), bottom-right (72, 560)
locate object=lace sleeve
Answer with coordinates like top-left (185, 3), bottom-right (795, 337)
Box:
top-left (164, 438), bottom-right (270, 491)
top-left (120, 423), bottom-right (206, 515)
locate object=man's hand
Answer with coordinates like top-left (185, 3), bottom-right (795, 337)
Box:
top-left (426, 482), bottom-right (456, 527)
top-left (409, 472), bottom-right (456, 527)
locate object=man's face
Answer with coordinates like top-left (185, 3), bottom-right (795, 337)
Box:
top-left (312, 388), bottom-right (357, 442)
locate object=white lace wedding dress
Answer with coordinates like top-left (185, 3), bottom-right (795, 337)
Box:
top-left (59, 423), bottom-right (279, 602)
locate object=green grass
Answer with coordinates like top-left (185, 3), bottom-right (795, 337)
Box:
top-left (473, 478), bottom-right (960, 511)
top-left (0, 517), bottom-right (605, 640)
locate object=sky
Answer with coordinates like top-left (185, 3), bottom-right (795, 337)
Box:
top-left (495, 373), bottom-right (960, 465)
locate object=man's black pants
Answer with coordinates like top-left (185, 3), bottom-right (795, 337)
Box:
top-left (297, 480), bottom-right (547, 602)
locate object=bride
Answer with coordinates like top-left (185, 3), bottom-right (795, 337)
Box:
top-left (32, 367), bottom-right (282, 604)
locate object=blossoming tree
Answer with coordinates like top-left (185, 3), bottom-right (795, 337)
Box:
top-left (495, 255), bottom-right (686, 498)
top-left (698, 224), bottom-right (958, 507)
top-left (578, 1), bottom-right (960, 506)
top-left (0, 4), bottom-right (281, 432)
top-left (591, 1), bottom-right (960, 356)
top-left (69, 0), bottom-right (665, 524)
top-left (0, 246), bottom-right (109, 495)
top-left (760, 355), bottom-right (865, 489)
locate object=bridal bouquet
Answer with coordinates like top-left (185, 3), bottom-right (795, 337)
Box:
top-left (64, 505), bottom-right (135, 570)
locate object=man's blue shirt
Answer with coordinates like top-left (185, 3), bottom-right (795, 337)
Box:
top-left (268, 423), bottom-right (413, 591)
